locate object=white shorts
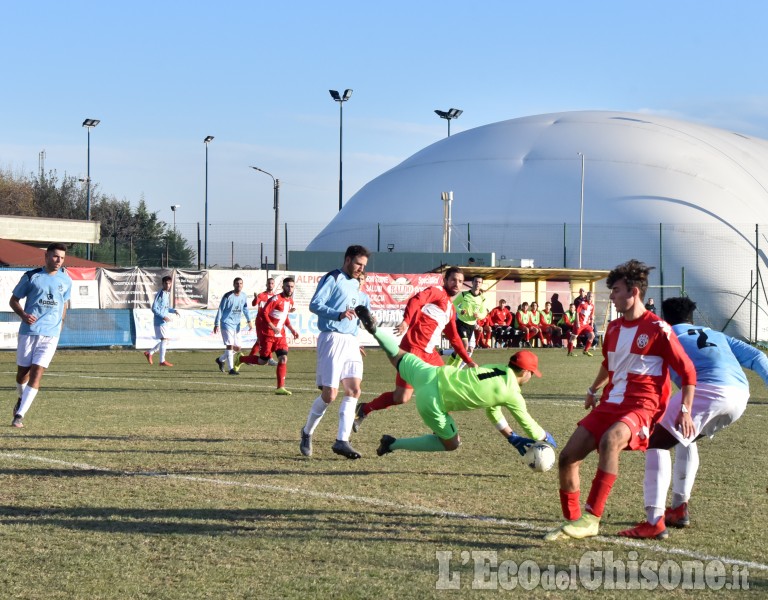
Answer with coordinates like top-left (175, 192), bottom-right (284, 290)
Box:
top-left (17, 334), bottom-right (60, 369)
top-left (154, 323), bottom-right (170, 339)
top-left (660, 382), bottom-right (749, 447)
top-left (221, 328), bottom-right (241, 348)
top-left (316, 331), bottom-right (363, 389)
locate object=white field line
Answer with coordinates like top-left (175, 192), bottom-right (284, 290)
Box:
top-left (2, 451), bottom-right (768, 573)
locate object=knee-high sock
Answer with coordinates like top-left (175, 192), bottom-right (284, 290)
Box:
top-left (644, 448), bottom-right (671, 525)
top-left (585, 468), bottom-right (617, 518)
top-left (304, 396), bottom-right (328, 435)
top-left (559, 489), bottom-right (581, 521)
top-left (276, 362), bottom-right (287, 388)
top-left (372, 328), bottom-right (402, 358)
top-left (159, 340), bottom-right (168, 363)
top-left (16, 382), bottom-right (27, 400)
top-left (391, 434), bottom-right (446, 452)
top-left (337, 396), bottom-right (357, 441)
top-left (150, 341), bottom-right (162, 354)
top-left (226, 349), bottom-right (235, 370)
top-left (672, 442), bottom-right (699, 507)
top-left (365, 391), bottom-right (395, 414)
top-left (17, 386), bottom-right (39, 418)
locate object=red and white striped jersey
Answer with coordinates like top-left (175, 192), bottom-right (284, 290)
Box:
top-left (259, 294), bottom-right (294, 339)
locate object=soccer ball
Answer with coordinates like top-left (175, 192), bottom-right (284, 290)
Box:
top-left (523, 442), bottom-right (556, 472)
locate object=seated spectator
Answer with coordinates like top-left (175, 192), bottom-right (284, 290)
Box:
top-left (515, 301), bottom-right (539, 348)
top-left (540, 301), bottom-right (563, 347)
top-left (488, 299), bottom-right (513, 347)
top-left (474, 315), bottom-right (492, 348)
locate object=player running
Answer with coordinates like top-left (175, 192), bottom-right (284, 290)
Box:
top-left (353, 267), bottom-right (477, 432)
top-left (354, 305), bottom-right (555, 457)
top-left (247, 277), bottom-right (278, 363)
top-left (617, 296), bottom-right (768, 539)
top-left (237, 277), bottom-right (299, 394)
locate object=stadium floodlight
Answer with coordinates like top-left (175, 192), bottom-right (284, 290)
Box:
top-left (434, 108), bottom-right (463, 137)
top-left (203, 136), bottom-right (214, 268)
top-left (250, 166), bottom-right (280, 269)
top-left (82, 118), bottom-right (100, 260)
top-left (330, 89), bottom-right (353, 211)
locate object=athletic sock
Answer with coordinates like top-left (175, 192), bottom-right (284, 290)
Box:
top-left (159, 340), bottom-right (168, 363)
top-left (391, 434), bottom-right (446, 452)
top-left (276, 362), bottom-right (287, 388)
top-left (16, 382), bottom-right (27, 398)
top-left (643, 448), bottom-right (671, 521)
top-left (559, 489), bottom-right (581, 521)
top-left (226, 350), bottom-right (234, 370)
top-left (585, 468), bottom-right (617, 518)
top-left (150, 341), bottom-right (162, 354)
top-left (365, 391), bottom-right (395, 414)
top-left (372, 328), bottom-right (401, 358)
top-left (672, 442), bottom-right (699, 507)
top-left (304, 396), bottom-right (328, 435)
top-left (337, 396), bottom-right (357, 441)
top-left (17, 386), bottom-right (39, 418)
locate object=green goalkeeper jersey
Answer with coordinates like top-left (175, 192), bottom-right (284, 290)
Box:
top-left (436, 363), bottom-right (545, 440)
top-left (453, 290), bottom-right (489, 325)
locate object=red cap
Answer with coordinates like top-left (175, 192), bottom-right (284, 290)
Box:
top-left (509, 350), bottom-right (542, 377)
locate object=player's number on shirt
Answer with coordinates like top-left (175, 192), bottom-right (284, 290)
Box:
top-left (684, 328), bottom-right (716, 350)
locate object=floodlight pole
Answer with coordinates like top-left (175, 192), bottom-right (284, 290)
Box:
top-left (82, 118), bottom-right (100, 260)
top-left (203, 136), bottom-right (214, 268)
top-left (250, 167), bottom-right (280, 269)
top-left (330, 89), bottom-right (352, 211)
top-left (435, 108), bottom-right (463, 137)
top-left (578, 152), bottom-right (585, 269)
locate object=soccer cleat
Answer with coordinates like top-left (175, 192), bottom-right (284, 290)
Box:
top-left (354, 305), bottom-right (377, 334)
top-left (228, 369), bottom-right (240, 376)
top-left (233, 352), bottom-right (243, 369)
top-left (275, 387), bottom-right (292, 396)
top-left (618, 520), bottom-right (669, 540)
top-left (331, 439), bottom-right (362, 459)
top-left (567, 352), bottom-right (576, 357)
top-left (215, 357), bottom-right (225, 372)
top-left (144, 351), bottom-right (153, 365)
top-left (267, 358), bottom-right (278, 367)
top-left (561, 512), bottom-right (600, 539)
top-left (543, 523), bottom-right (572, 542)
top-left (665, 502), bottom-right (690, 528)
top-left (352, 402), bottom-right (368, 433)
top-left (299, 428), bottom-right (312, 457)
top-left (376, 434), bottom-right (396, 456)
top-left (11, 415), bottom-right (23, 428)
top-left (159, 361), bottom-right (173, 367)
top-left (583, 350), bottom-right (593, 357)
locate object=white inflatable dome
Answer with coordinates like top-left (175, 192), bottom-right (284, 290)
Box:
top-left (308, 111), bottom-right (768, 340)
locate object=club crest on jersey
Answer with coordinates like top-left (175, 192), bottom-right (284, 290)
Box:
top-left (636, 333), bottom-right (650, 349)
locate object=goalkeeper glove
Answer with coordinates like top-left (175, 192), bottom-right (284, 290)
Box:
top-left (507, 432), bottom-right (536, 456)
top-left (542, 431), bottom-right (557, 448)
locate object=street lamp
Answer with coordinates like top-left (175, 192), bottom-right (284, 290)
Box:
top-left (171, 204), bottom-right (180, 232)
top-left (203, 136), bottom-right (214, 268)
top-left (578, 152), bottom-right (585, 269)
top-left (250, 166), bottom-right (280, 269)
top-left (82, 118), bottom-right (100, 260)
top-left (329, 89), bottom-right (352, 212)
top-left (434, 108), bottom-right (462, 137)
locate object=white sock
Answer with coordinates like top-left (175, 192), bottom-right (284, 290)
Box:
top-left (226, 350), bottom-right (235, 370)
top-left (304, 396), bottom-right (329, 435)
top-left (159, 340), bottom-right (168, 363)
top-left (644, 448), bottom-right (671, 524)
top-left (17, 386), bottom-right (39, 417)
top-left (337, 396), bottom-right (358, 441)
top-left (16, 382), bottom-right (27, 398)
top-left (151, 341), bottom-right (162, 354)
top-left (672, 442), bottom-right (699, 507)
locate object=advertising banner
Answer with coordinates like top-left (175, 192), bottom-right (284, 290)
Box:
top-left (99, 268), bottom-right (172, 309)
top-left (67, 267), bottom-right (99, 309)
top-left (173, 270), bottom-right (209, 308)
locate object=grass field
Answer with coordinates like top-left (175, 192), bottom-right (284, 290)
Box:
top-left (2, 346), bottom-right (767, 598)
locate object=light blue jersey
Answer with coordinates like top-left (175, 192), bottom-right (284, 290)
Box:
top-left (310, 269), bottom-right (363, 335)
top-left (13, 267), bottom-right (72, 337)
top-left (670, 324), bottom-right (768, 389)
top-left (215, 291), bottom-right (251, 332)
top-left (152, 290), bottom-right (177, 326)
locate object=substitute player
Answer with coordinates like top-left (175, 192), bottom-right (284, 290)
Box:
top-left (546, 259), bottom-right (696, 541)
top-left (569, 292), bottom-right (596, 356)
top-left (237, 277), bottom-right (299, 394)
top-left (353, 267), bottom-right (477, 432)
top-left (354, 304), bottom-right (554, 456)
top-left (10, 243), bottom-right (72, 428)
top-left (618, 296), bottom-right (768, 539)
top-left (144, 275), bottom-right (177, 367)
top-left (213, 277), bottom-right (252, 376)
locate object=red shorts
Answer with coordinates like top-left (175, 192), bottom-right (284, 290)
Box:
top-left (574, 324), bottom-right (594, 337)
top-left (578, 402), bottom-right (657, 451)
top-left (259, 335), bottom-right (288, 358)
top-left (395, 348), bottom-right (444, 389)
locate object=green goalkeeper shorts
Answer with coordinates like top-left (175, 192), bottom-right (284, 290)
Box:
top-left (397, 353), bottom-right (458, 440)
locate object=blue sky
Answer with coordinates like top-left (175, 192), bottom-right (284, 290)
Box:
top-left (3, 0), bottom-right (768, 239)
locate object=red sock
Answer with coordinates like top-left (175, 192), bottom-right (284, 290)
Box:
top-left (239, 355), bottom-right (259, 365)
top-left (585, 469), bottom-right (617, 518)
top-left (559, 489), bottom-right (581, 521)
top-left (567, 339), bottom-right (574, 352)
top-left (584, 339), bottom-right (593, 351)
top-left (364, 391), bottom-right (395, 414)
top-left (276, 362), bottom-right (287, 388)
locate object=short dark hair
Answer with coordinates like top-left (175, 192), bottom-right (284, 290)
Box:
top-left (444, 266), bottom-right (464, 280)
top-left (233, 277), bottom-right (243, 285)
top-left (606, 259), bottom-right (653, 300)
top-left (46, 242), bottom-right (67, 253)
top-left (162, 276), bottom-right (172, 283)
top-left (662, 297), bottom-right (696, 326)
top-left (283, 276), bottom-right (295, 284)
top-left (344, 245), bottom-right (371, 260)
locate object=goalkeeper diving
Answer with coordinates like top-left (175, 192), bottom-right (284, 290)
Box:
top-left (354, 305), bottom-right (556, 457)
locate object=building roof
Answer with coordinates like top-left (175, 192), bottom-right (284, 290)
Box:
top-left (0, 239), bottom-right (109, 268)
